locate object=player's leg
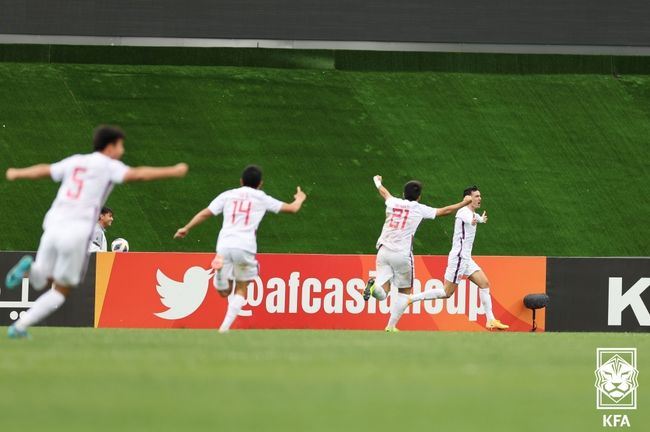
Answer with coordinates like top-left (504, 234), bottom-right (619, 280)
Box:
top-left (385, 253), bottom-right (414, 331)
top-left (441, 255), bottom-right (465, 298)
top-left (409, 256), bottom-right (462, 302)
top-left (467, 264), bottom-right (509, 330)
top-left (5, 255), bottom-right (34, 289)
top-left (364, 248), bottom-right (391, 301)
top-left (9, 230), bottom-right (83, 338)
top-left (6, 230), bottom-right (56, 290)
top-left (10, 284), bottom-right (70, 338)
top-left (218, 249), bottom-right (255, 333)
top-left (410, 268), bottom-right (450, 303)
top-left (214, 250), bottom-right (234, 298)
top-left (218, 280), bottom-right (249, 333)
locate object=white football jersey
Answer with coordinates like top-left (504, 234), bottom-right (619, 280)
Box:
top-left (44, 152), bottom-right (129, 234)
top-left (376, 197), bottom-right (437, 254)
top-left (88, 223), bottom-right (108, 252)
top-left (448, 206), bottom-right (485, 260)
top-left (208, 186), bottom-right (284, 253)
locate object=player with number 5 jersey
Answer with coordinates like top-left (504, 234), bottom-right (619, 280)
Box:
top-left (364, 175), bottom-right (472, 332)
top-left (4, 125), bottom-right (188, 339)
top-left (174, 165), bottom-right (307, 333)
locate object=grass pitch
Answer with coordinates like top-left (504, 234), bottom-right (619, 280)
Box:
top-left (1, 328), bottom-right (648, 431)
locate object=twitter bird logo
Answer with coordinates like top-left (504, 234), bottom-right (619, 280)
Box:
top-left (154, 266), bottom-right (214, 320)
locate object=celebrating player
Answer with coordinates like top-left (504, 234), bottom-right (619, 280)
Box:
top-left (174, 165), bottom-right (307, 333)
top-left (443, 186), bottom-right (508, 329)
top-left (363, 175), bottom-right (472, 332)
top-left (4, 125), bottom-right (188, 338)
top-left (408, 185), bottom-right (509, 330)
top-left (88, 206), bottom-right (113, 252)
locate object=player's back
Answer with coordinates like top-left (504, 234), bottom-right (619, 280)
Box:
top-left (45, 152), bottom-right (128, 232)
top-left (376, 197), bottom-right (437, 254)
top-left (210, 186), bottom-right (283, 253)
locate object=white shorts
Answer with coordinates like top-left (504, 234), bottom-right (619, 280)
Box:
top-left (30, 227), bottom-right (91, 289)
top-left (376, 247), bottom-right (414, 289)
top-left (214, 248), bottom-right (259, 291)
top-left (445, 256), bottom-right (481, 285)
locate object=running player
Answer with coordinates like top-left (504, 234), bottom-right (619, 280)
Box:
top-left (408, 185), bottom-right (509, 330)
top-left (174, 165), bottom-right (306, 333)
top-left (363, 175), bottom-right (472, 332)
top-left (443, 186), bottom-right (508, 329)
top-left (88, 206), bottom-right (113, 252)
top-left (4, 125), bottom-right (188, 338)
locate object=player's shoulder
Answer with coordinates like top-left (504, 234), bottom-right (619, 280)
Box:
top-left (456, 206), bottom-right (471, 217)
top-left (386, 196), bottom-right (406, 206)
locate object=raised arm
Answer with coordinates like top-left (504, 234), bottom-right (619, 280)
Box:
top-left (174, 208), bottom-right (213, 239)
top-left (435, 195), bottom-right (473, 217)
top-left (280, 187), bottom-right (307, 213)
top-left (5, 164), bottom-right (51, 181)
top-left (123, 163), bottom-right (188, 183)
top-left (373, 175), bottom-right (393, 201)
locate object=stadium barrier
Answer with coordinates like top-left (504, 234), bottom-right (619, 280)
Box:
top-left (0, 251), bottom-right (96, 327)
top-left (94, 253), bottom-right (545, 331)
top-left (545, 258), bottom-right (650, 332)
top-left (2, 252), bottom-right (647, 332)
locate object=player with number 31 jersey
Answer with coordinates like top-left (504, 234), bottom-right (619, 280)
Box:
top-left (175, 165), bottom-right (307, 333)
top-left (364, 175), bottom-right (472, 332)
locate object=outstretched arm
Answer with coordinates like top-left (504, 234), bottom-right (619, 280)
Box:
top-left (123, 163), bottom-right (188, 183)
top-left (6, 164), bottom-right (51, 181)
top-left (435, 195), bottom-right (473, 217)
top-left (280, 187), bottom-right (307, 213)
top-left (174, 207), bottom-right (213, 239)
top-left (373, 175), bottom-right (393, 201)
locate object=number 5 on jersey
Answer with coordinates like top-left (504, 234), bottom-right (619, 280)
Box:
top-left (232, 200), bottom-right (252, 225)
top-left (66, 167), bottom-right (87, 199)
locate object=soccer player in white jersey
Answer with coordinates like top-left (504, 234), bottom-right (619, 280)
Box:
top-left (88, 207), bottom-right (113, 252)
top-left (174, 165), bottom-right (307, 333)
top-left (443, 186), bottom-right (508, 329)
top-left (363, 175), bottom-right (472, 332)
top-left (4, 126), bottom-right (188, 338)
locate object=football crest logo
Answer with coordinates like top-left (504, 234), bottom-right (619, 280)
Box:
top-left (595, 348), bottom-right (638, 410)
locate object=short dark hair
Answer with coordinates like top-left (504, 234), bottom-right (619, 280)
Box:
top-left (93, 126), bottom-right (125, 152)
top-left (403, 180), bottom-right (422, 201)
top-left (242, 165), bottom-right (263, 188)
top-left (100, 206), bottom-right (113, 215)
top-left (463, 185), bottom-right (480, 197)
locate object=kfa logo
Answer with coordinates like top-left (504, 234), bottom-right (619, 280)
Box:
top-left (595, 348), bottom-right (638, 427)
top-left (608, 277), bottom-right (650, 326)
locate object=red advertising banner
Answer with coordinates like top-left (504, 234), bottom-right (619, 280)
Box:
top-left (95, 253), bottom-right (546, 331)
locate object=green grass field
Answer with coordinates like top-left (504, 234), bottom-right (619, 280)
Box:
top-left (0, 57), bottom-right (649, 256)
top-left (1, 328), bottom-right (648, 431)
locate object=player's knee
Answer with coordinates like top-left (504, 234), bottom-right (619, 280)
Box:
top-left (443, 285), bottom-right (456, 298)
top-left (54, 285), bottom-right (72, 297)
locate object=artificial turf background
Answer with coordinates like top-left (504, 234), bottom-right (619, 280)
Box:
top-left (0, 49), bottom-right (648, 256)
top-left (1, 328), bottom-right (648, 431)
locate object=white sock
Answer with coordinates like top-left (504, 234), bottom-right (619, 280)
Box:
top-left (410, 288), bottom-right (446, 302)
top-left (14, 288), bottom-right (65, 331)
top-left (387, 293), bottom-right (410, 329)
top-left (479, 288), bottom-right (495, 322)
top-left (372, 284), bottom-right (387, 301)
top-left (219, 294), bottom-right (246, 332)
